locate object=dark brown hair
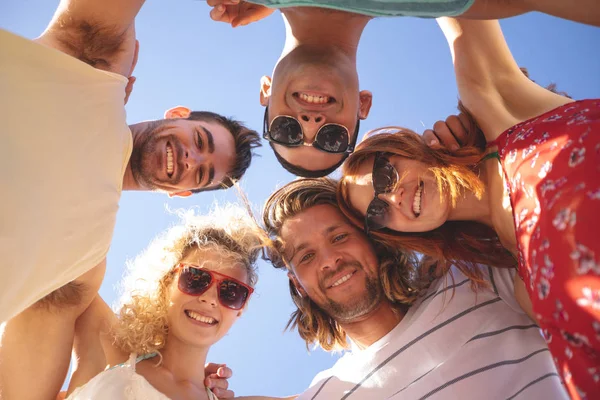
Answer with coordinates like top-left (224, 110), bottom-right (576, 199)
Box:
top-left (187, 111), bottom-right (261, 193)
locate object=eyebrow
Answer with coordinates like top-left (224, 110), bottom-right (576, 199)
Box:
top-left (201, 126), bottom-right (215, 154)
top-left (289, 223), bottom-right (343, 261)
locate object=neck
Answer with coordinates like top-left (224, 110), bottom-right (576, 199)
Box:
top-left (448, 184), bottom-right (492, 227)
top-left (340, 300), bottom-right (403, 350)
top-left (279, 7), bottom-right (370, 63)
top-left (157, 335), bottom-right (209, 386)
top-left (122, 122), bottom-right (145, 191)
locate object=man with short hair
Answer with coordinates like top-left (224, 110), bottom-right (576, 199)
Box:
top-left (259, 178), bottom-right (567, 399)
top-left (208, 0), bottom-right (599, 177)
top-left (0, 0), bottom-right (261, 323)
top-left (0, 2), bottom-right (258, 398)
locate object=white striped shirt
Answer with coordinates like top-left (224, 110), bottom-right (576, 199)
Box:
top-left (297, 266), bottom-right (568, 400)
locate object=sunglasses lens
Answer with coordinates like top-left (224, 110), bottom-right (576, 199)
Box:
top-left (366, 198), bottom-right (388, 232)
top-left (269, 117), bottom-right (303, 145)
top-left (218, 280), bottom-right (250, 310)
top-left (314, 125), bottom-right (349, 153)
top-left (178, 267), bottom-right (212, 296)
top-left (372, 155), bottom-right (397, 193)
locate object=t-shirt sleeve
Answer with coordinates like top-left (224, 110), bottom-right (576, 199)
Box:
top-left (295, 369), bottom-right (334, 400)
top-left (484, 265), bottom-right (524, 315)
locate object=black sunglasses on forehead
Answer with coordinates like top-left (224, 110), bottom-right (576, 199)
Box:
top-left (262, 106), bottom-right (360, 154)
top-left (364, 152), bottom-right (400, 235)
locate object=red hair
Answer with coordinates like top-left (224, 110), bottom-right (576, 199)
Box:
top-left (338, 117), bottom-right (515, 286)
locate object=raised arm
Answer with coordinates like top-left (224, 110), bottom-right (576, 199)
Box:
top-left (462, 0), bottom-right (600, 27)
top-left (437, 18), bottom-right (572, 141)
top-left (36, 0), bottom-right (145, 76)
top-left (0, 261), bottom-right (106, 400)
top-left (66, 295), bottom-right (127, 396)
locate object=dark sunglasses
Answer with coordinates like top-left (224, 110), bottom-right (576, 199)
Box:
top-left (176, 264), bottom-right (254, 310)
top-left (364, 152), bottom-right (400, 235)
top-left (262, 106), bottom-right (360, 154)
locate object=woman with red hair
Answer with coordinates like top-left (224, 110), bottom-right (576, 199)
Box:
top-left (338, 19), bottom-right (599, 399)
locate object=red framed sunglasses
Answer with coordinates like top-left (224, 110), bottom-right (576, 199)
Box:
top-left (176, 263), bottom-right (254, 310)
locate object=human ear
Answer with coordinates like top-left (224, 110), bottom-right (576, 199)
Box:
top-left (164, 106), bottom-right (192, 119)
top-left (259, 76), bottom-right (272, 107)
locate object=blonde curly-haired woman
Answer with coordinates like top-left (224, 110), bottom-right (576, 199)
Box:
top-left (65, 205), bottom-right (263, 400)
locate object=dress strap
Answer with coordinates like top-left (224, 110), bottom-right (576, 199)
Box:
top-left (478, 151), bottom-right (500, 164)
top-left (206, 387), bottom-right (219, 400)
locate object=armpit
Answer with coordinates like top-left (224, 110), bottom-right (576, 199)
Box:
top-left (49, 15), bottom-right (129, 71)
top-left (33, 281), bottom-right (85, 311)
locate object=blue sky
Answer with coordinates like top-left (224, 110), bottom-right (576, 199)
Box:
top-left (1, 1), bottom-right (599, 397)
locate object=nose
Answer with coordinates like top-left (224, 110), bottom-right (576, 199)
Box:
top-left (197, 284), bottom-right (218, 307)
top-left (298, 112), bottom-right (325, 143)
top-left (320, 246), bottom-right (343, 272)
top-left (184, 149), bottom-right (207, 170)
top-left (381, 187), bottom-right (404, 209)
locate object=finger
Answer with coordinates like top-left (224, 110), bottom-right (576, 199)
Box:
top-left (209, 5), bottom-right (229, 22)
top-left (212, 387), bottom-right (235, 399)
top-left (445, 115), bottom-right (468, 145)
top-left (422, 129), bottom-right (440, 147)
top-left (458, 112), bottom-right (473, 131)
top-left (207, 0), bottom-right (239, 6)
top-left (232, 5), bottom-right (272, 27)
top-left (204, 362), bottom-right (225, 376)
top-left (217, 365), bottom-right (233, 378)
top-left (206, 375), bottom-right (229, 390)
top-left (432, 120), bottom-right (460, 150)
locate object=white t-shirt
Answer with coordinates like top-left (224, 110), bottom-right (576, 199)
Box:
top-left (0, 29), bottom-right (132, 322)
top-left (298, 266), bottom-right (568, 400)
top-left (67, 353), bottom-right (219, 400)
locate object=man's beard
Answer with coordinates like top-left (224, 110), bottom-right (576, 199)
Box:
top-left (129, 121), bottom-right (180, 190)
top-left (317, 261), bottom-right (383, 323)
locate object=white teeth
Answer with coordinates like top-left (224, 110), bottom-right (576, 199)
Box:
top-left (166, 144), bottom-right (174, 175)
top-left (330, 272), bottom-right (353, 288)
top-left (299, 93), bottom-right (329, 104)
top-left (413, 182), bottom-right (423, 216)
top-left (186, 310), bottom-right (216, 325)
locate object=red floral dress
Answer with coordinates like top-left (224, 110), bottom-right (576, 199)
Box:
top-left (491, 99), bottom-right (600, 400)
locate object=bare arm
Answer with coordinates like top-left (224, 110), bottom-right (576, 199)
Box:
top-left (437, 18), bottom-right (572, 141)
top-left (0, 260), bottom-right (106, 400)
top-left (462, 0), bottom-right (600, 27)
top-left (66, 295), bottom-right (128, 396)
top-left (36, 0), bottom-right (145, 76)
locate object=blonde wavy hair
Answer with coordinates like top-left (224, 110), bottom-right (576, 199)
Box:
top-left (112, 204), bottom-right (263, 356)
top-left (262, 178), bottom-right (435, 352)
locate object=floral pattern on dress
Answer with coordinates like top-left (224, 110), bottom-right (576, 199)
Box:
top-left (494, 99), bottom-right (600, 400)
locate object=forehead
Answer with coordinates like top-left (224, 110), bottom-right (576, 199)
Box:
top-left (180, 247), bottom-right (248, 283)
top-left (280, 204), bottom-right (356, 245)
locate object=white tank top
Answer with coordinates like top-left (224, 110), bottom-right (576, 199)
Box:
top-left (0, 29), bottom-right (132, 322)
top-left (67, 353), bottom-right (219, 400)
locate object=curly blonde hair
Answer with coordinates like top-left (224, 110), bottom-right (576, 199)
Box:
top-left (262, 178), bottom-right (434, 351)
top-left (112, 204), bottom-right (263, 356)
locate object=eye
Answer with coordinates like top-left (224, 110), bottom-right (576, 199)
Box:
top-left (196, 129), bottom-right (203, 150)
top-left (332, 233), bottom-right (348, 243)
top-left (299, 253), bottom-right (314, 263)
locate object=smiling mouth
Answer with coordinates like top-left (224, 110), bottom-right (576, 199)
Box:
top-left (328, 271), bottom-right (356, 289)
top-left (412, 180), bottom-right (424, 217)
top-left (294, 92), bottom-right (336, 105)
top-left (166, 142), bottom-right (174, 178)
top-left (185, 310), bottom-right (218, 325)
